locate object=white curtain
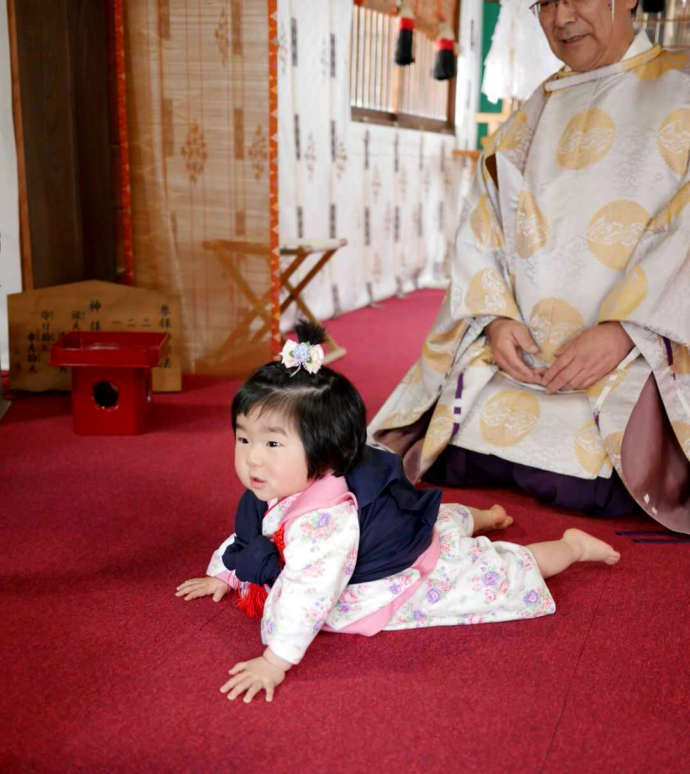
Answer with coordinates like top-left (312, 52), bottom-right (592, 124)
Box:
top-left (455, 0), bottom-right (483, 148)
top-left (277, 0), bottom-right (464, 329)
top-left (0, 0), bottom-right (22, 372)
top-left (482, 0), bottom-right (562, 104)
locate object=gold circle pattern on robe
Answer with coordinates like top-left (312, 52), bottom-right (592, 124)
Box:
top-left (422, 320), bottom-right (468, 375)
top-left (470, 195), bottom-right (504, 248)
top-left (632, 50), bottom-right (689, 80)
top-left (587, 200), bottom-right (650, 270)
top-left (604, 431), bottom-right (624, 472)
top-left (465, 339), bottom-right (494, 368)
top-left (586, 368), bottom-right (625, 399)
top-left (401, 360), bottom-right (423, 385)
top-left (528, 298), bottom-right (584, 363)
top-left (657, 109), bottom-right (690, 177)
top-left (482, 111), bottom-right (528, 156)
top-left (479, 390), bottom-right (540, 446)
top-left (670, 342), bottom-right (690, 375)
top-left (421, 403), bottom-right (454, 463)
top-left (646, 181), bottom-right (690, 233)
top-left (672, 422), bottom-right (690, 457)
top-left (574, 420), bottom-right (609, 474)
top-left (516, 191), bottom-right (548, 258)
top-left (496, 111), bottom-right (528, 152)
top-left (465, 268), bottom-right (520, 317)
top-left (599, 265), bottom-right (648, 320)
top-left (556, 109), bottom-right (616, 170)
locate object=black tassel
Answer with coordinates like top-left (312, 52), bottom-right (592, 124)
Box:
top-left (394, 11), bottom-right (414, 66)
top-left (432, 37), bottom-right (456, 80)
top-left (432, 23), bottom-right (456, 81)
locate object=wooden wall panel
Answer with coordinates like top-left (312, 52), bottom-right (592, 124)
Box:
top-left (9, 0), bottom-right (116, 288)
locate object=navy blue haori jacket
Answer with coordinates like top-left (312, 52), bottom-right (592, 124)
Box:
top-left (222, 445), bottom-right (441, 587)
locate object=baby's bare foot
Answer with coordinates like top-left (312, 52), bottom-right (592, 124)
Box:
top-left (563, 528), bottom-right (620, 565)
top-left (471, 504), bottom-right (514, 535)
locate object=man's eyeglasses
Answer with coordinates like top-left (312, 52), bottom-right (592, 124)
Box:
top-left (529, 0), bottom-right (587, 19)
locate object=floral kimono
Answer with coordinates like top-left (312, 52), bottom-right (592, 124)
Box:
top-left (208, 467), bottom-right (553, 666)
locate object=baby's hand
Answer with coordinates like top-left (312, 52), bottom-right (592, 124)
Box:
top-left (220, 650), bottom-right (290, 704)
top-left (175, 576), bottom-right (229, 602)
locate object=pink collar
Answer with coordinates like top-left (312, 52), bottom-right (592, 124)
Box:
top-left (279, 474), bottom-right (357, 533)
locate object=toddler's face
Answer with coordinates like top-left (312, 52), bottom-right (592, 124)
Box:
top-left (234, 408), bottom-right (311, 502)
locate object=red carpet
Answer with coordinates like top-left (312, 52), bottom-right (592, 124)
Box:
top-left (1, 289), bottom-right (689, 773)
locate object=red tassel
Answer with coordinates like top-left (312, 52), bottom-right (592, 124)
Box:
top-left (234, 524), bottom-right (287, 619)
top-left (273, 524), bottom-right (286, 559)
top-left (235, 584), bottom-right (268, 618)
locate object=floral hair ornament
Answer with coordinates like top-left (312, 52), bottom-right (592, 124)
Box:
top-left (280, 338), bottom-right (325, 375)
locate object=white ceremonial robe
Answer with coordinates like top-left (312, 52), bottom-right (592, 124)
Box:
top-left (370, 34), bottom-right (690, 533)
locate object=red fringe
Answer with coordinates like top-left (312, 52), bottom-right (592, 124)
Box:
top-left (234, 524), bottom-right (287, 619)
top-left (235, 584), bottom-right (268, 618)
top-left (273, 524), bottom-right (286, 559)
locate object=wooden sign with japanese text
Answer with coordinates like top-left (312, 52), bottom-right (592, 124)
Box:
top-left (8, 280), bottom-right (181, 392)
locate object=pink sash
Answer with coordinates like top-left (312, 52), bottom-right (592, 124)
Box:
top-left (323, 529), bottom-right (441, 637)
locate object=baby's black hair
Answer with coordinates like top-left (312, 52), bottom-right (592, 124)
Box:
top-left (231, 320), bottom-right (367, 479)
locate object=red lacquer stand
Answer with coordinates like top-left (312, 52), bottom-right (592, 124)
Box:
top-left (50, 331), bottom-right (168, 435)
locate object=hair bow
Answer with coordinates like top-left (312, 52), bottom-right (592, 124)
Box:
top-left (281, 339), bottom-right (325, 374)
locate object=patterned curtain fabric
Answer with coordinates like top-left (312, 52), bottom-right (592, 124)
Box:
top-left (124, 0), bottom-right (277, 377)
top-left (359, 0), bottom-right (458, 39)
top-left (278, 0), bottom-right (461, 329)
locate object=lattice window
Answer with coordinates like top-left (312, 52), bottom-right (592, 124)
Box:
top-left (349, 4), bottom-right (458, 133)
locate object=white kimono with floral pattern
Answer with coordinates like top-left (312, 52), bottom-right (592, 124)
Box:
top-left (208, 492), bottom-right (553, 665)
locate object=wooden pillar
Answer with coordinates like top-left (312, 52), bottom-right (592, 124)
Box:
top-left (8, 0), bottom-right (116, 289)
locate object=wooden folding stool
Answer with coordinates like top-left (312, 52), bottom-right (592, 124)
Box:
top-left (202, 237), bottom-right (348, 369)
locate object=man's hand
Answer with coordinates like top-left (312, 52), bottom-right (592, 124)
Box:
top-left (486, 318), bottom-right (544, 385)
top-left (175, 576), bottom-right (229, 602)
top-left (542, 322), bottom-right (634, 394)
top-left (220, 649), bottom-right (291, 704)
